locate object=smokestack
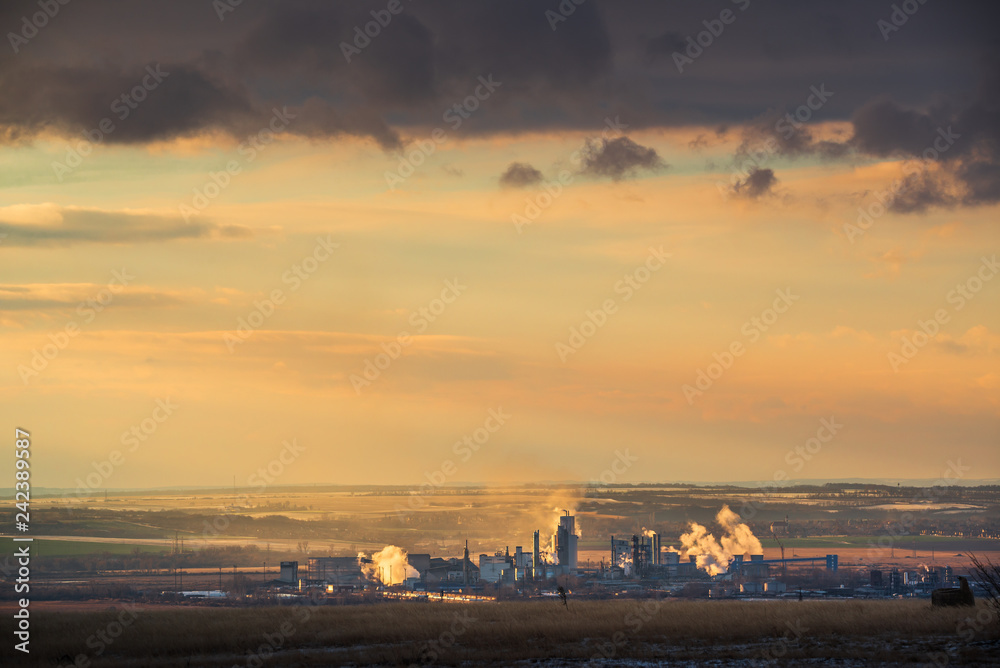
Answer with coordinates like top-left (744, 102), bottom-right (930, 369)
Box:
top-left (533, 530), bottom-right (541, 580)
top-left (463, 540), bottom-right (469, 586)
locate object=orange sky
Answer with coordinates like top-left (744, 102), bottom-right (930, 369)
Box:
top-left (2, 122), bottom-right (997, 490)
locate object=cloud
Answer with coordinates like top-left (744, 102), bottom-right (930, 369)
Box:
top-left (886, 169), bottom-right (958, 214)
top-left (0, 0), bottom-right (996, 199)
top-left (0, 283), bottom-right (184, 311)
top-left (0, 62), bottom-right (256, 145)
top-left (849, 98), bottom-right (946, 159)
top-left (579, 137), bottom-right (665, 180)
top-left (815, 57), bottom-right (999, 213)
top-left (0, 205), bottom-right (246, 247)
top-left (499, 162), bottom-right (543, 188)
top-left (644, 31), bottom-right (685, 61)
top-left (731, 167), bottom-right (777, 199)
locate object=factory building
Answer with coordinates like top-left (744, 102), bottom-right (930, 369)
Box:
top-left (610, 533), bottom-right (659, 578)
top-left (479, 554), bottom-right (510, 583)
top-left (554, 511), bottom-right (578, 575)
top-left (479, 545), bottom-right (537, 583)
top-left (307, 556), bottom-right (370, 590)
top-left (278, 561), bottom-right (298, 584)
top-left (407, 553), bottom-right (431, 579)
top-left (424, 556), bottom-right (479, 586)
top-left (476, 512), bottom-right (580, 582)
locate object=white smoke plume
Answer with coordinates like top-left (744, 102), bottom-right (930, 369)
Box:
top-left (359, 545), bottom-right (419, 585)
top-left (667, 505), bottom-right (763, 576)
top-left (717, 505), bottom-right (762, 558)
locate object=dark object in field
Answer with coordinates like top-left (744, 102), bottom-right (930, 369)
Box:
top-left (932, 576), bottom-right (975, 607)
top-left (557, 586), bottom-right (568, 609)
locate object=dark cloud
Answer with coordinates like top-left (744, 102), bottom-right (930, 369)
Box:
top-left (886, 170), bottom-right (957, 214)
top-left (957, 160), bottom-right (1000, 205)
top-left (849, 98), bottom-right (956, 158)
top-left (0, 62), bottom-right (255, 145)
top-left (844, 56), bottom-right (1000, 211)
top-left (0, 208), bottom-right (240, 247)
top-left (499, 162), bottom-right (543, 188)
top-left (732, 167), bottom-right (777, 199)
top-left (735, 110), bottom-right (820, 163)
top-left (0, 0), bottom-right (996, 197)
top-left (722, 50), bottom-right (999, 213)
top-left (579, 137), bottom-right (665, 180)
top-left (645, 31), bottom-right (685, 61)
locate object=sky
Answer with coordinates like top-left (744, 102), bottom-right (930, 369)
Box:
top-left (1, 0), bottom-right (998, 490)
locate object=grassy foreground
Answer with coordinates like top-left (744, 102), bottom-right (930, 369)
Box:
top-left (9, 598), bottom-right (1000, 666)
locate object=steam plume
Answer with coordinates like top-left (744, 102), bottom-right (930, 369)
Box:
top-left (359, 545), bottom-right (418, 585)
top-left (667, 505), bottom-right (762, 576)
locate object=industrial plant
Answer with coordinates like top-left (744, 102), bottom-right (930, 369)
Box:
top-left (227, 505), bottom-right (970, 605)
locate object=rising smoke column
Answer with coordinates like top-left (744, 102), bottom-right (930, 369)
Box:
top-left (667, 505), bottom-right (763, 575)
top-left (359, 545), bottom-right (418, 585)
top-left (716, 504), bottom-right (763, 557)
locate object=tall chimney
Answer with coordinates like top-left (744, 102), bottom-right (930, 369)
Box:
top-left (463, 540), bottom-right (469, 586)
top-left (532, 530), bottom-right (541, 580)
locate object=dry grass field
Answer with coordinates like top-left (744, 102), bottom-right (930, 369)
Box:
top-left (6, 598), bottom-right (998, 666)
